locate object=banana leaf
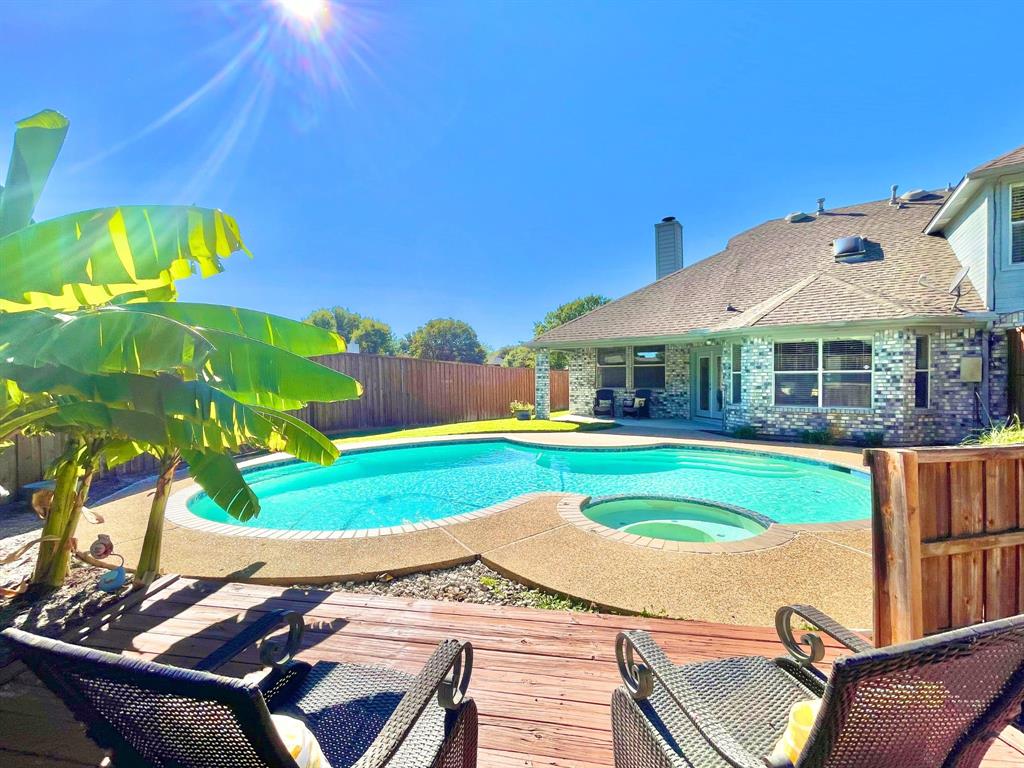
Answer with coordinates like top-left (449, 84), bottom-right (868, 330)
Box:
top-left (0, 205), bottom-right (249, 310)
top-left (1, 363), bottom-right (340, 466)
top-left (0, 308), bottom-right (214, 377)
top-left (134, 302), bottom-right (346, 356)
top-left (180, 448), bottom-right (259, 521)
top-left (2, 306), bottom-right (362, 407)
top-left (0, 110), bottom-right (69, 237)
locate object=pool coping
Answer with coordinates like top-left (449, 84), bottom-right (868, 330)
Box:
top-left (165, 434), bottom-right (871, 541)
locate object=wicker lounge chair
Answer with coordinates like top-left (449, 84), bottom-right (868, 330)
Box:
top-left (621, 389), bottom-right (653, 419)
top-left (594, 388), bottom-right (615, 418)
top-left (611, 604), bottom-right (1024, 768)
top-left (2, 610), bottom-right (477, 768)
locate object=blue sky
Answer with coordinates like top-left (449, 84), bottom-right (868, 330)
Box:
top-left (6, 0), bottom-right (1024, 348)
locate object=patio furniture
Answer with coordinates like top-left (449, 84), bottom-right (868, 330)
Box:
top-left (2, 610), bottom-right (477, 768)
top-left (594, 388), bottom-right (615, 418)
top-left (622, 389), bottom-right (653, 418)
top-left (611, 604), bottom-right (1024, 768)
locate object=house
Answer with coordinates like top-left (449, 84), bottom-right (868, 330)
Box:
top-left (529, 145), bottom-right (1024, 445)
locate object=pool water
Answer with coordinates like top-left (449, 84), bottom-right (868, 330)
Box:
top-left (186, 440), bottom-right (870, 531)
top-left (583, 497), bottom-right (768, 542)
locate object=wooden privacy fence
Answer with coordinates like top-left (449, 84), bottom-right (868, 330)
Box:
top-left (297, 353), bottom-right (568, 433)
top-left (866, 445), bottom-right (1024, 647)
top-left (0, 355), bottom-right (569, 503)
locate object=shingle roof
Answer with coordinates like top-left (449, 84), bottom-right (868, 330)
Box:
top-left (533, 192), bottom-right (986, 345)
top-left (970, 144), bottom-right (1024, 175)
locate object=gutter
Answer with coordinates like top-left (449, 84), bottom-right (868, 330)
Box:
top-left (526, 313), bottom-right (997, 350)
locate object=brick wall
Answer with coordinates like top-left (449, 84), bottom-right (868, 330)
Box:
top-left (558, 326), bottom-right (1005, 445)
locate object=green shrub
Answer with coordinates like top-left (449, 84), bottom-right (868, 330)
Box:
top-left (857, 431), bottom-right (885, 448)
top-left (964, 415), bottom-right (1024, 446)
top-left (731, 424), bottom-right (759, 439)
top-left (801, 429), bottom-right (834, 445)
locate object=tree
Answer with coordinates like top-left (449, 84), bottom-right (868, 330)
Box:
top-left (0, 110), bottom-right (361, 590)
top-left (351, 318), bottom-right (395, 355)
top-left (305, 308), bottom-right (336, 332)
top-left (330, 307), bottom-right (363, 341)
top-left (501, 345), bottom-right (535, 368)
top-left (405, 318), bottom-right (486, 363)
top-left (533, 294), bottom-right (611, 369)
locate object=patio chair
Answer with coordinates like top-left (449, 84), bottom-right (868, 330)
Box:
top-left (611, 604), bottom-right (1024, 768)
top-left (622, 389), bottom-right (653, 419)
top-left (1, 610), bottom-right (477, 768)
top-left (594, 388), bottom-right (615, 418)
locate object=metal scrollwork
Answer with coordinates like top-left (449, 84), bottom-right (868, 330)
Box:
top-left (438, 642), bottom-right (474, 711)
top-left (258, 611), bottom-right (304, 669)
top-left (775, 606), bottom-right (825, 668)
top-left (615, 633), bottom-right (654, 700)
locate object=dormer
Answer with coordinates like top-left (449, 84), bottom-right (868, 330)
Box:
top-left (926, 145), bottom-right (1024, 313)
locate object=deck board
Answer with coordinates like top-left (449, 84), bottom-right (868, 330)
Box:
top-left (1, 577), bottom-right (1021, 767)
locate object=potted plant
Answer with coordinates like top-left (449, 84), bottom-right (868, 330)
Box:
top-left (509, 400), bottom-right (535, 420)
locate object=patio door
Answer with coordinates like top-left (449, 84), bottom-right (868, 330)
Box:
top-left (695, 349), bottom-right (723, 420)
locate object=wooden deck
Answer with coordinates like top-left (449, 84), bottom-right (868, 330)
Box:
top-left (2, 575), bottom-right (1023, 767)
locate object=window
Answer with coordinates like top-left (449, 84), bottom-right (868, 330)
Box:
top-left (1012, 185), bottom-right (1024, 264)
top-left (822, 340), bottom-right (872, 408)
top-left (774, 339), bottom-right (872, 408)
top-left (774, 341), bottom-right (819, 407)
top-left (597, 347), bottom-right (627, 388)
top-left (915, 336), bottom-right (930, 408)
top-left (633, 345), bottom-right (665, 389)
top-left (731, 345), bottom-right (742, 404)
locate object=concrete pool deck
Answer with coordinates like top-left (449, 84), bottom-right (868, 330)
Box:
top-left (77, 430), bottom-right (873, 627)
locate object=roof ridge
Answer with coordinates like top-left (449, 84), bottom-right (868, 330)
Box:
top-left (816, 272), bottom-right (914, 314)
top-left (711, 273), bottom-right (821, 331)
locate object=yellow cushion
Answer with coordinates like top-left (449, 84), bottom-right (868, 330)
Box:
top-left (272, 714), bottom-right (331, 768)
top-left (598, 399), bottom-right (612, 408)
top-left (633, 397), bottom-right (646, 408)
top-left (769, 699), bottom-right (820, 767)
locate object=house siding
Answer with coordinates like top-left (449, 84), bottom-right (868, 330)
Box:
top-left (945, 190), bottom-right (991, 307)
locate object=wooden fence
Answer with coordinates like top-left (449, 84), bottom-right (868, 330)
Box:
top-left (297, 353), bottom-right (568, 433)
top-left (0, 355), bottom-right (569, 503)
top-left (865, 445), bottom-right (1024, 647)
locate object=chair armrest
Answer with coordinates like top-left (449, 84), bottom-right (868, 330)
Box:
top-left (775, 604), bottom-right (873, 671)
top-left (352, 639), bottom-right (473, 768)
top-left (194, 610), bottom-right (305, 673)
top-left (616, 631), bottom-right (763, 768)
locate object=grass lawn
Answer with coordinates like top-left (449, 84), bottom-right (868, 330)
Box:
top-left (332, 411), bottom-right (615, 445)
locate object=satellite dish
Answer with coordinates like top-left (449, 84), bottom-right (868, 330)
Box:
top-left (948, 265), bottom-right (969, 295)
top-left (948, 266), bottom-right (969, 311)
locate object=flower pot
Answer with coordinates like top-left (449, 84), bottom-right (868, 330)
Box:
top-left (515, 410), bottom-right (531, 421)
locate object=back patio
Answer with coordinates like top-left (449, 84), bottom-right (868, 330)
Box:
top-left (3, 576), bottom-right (1023, 768)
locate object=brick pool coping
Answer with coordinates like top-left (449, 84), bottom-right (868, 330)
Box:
top-left (164, 432), bottom-right (870, 548)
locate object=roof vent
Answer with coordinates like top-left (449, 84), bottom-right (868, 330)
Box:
top-left (901, 188), bottom-right (930, 201)
top-left (785, 211), bottom-right (814, 223)
top-left (833, 236), bottom-right (867, 260)
top-left (816, 197), bottom-right (826, 214)
top-left (889, 184), bottom-right (899, 206)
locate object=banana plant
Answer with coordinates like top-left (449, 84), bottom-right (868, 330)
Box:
top-left (0, 109), bottom-right (364, 591)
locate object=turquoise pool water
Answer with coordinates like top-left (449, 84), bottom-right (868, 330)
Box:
top-left (186, 440), bottom-right (871, 531)
top-left (583, 497), bottom-right (769, 542)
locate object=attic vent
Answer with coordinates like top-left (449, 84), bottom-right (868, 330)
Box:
top-left (833, 236), bottom-right (866, 260)
top-left (901, 189), bottom-right (930, 201)
top-left (785, 211), bottom-right (814, 223)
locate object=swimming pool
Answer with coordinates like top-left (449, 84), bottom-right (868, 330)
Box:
top-left (184, 440), bottom-right (870, 532)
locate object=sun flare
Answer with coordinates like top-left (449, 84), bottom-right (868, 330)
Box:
top-left (274, 0), bottom-right (329, 27)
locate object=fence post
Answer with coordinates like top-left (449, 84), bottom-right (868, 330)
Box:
top-left (865, 448), bottom-right (924, 646)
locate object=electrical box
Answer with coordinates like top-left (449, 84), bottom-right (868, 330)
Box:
top-left (960, 356), bottom-right (983, 383)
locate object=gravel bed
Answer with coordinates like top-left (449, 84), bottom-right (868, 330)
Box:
top-left (300, 560), bottom-right (596, 612)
